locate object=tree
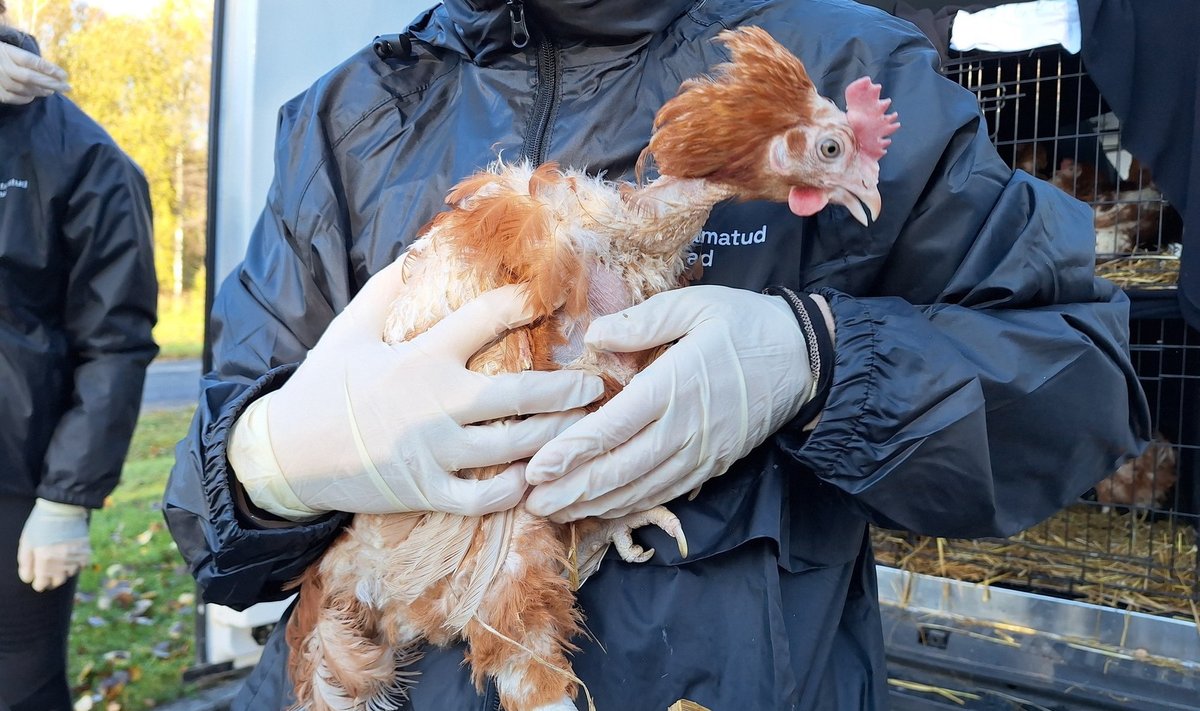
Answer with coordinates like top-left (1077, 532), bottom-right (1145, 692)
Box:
top-left (10, 0), bottom-right (212, 300)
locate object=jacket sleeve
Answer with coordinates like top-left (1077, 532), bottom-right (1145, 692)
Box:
top-left (162, 101), bottom-right (354, 610)
top-left (36, 143), bottom-right (159, 509)
top-left (782, 26), bottom-right (1151, 539)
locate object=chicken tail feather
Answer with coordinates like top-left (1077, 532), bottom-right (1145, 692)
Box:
top-left (288, 566), bottom-right (404, 710)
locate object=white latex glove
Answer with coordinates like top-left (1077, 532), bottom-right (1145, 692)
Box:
top-left (525, 285), bottom-right (815, 523)
top-left (0, 42), bottom-right (69, 104)
top-left (17, 499), bottom-right (91, 592)
top-left (951, 0), bottom-right (1082, 54)
top-left (243, 258), bottom-right (605, 518)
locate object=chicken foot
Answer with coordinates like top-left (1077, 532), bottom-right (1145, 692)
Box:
top-left (570, 506), bottom-right (689, 588)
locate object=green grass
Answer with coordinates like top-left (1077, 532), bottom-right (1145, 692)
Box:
top-left (70, 407), bottom-right (200, 709)
top-left (155, 294), bottom-right (206, 361)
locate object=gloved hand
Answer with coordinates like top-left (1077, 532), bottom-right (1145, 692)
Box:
top-left (17, 499), bottom-right (91, 592)
top-left (237, 257), bottom-right (605, 518)
top-left (525, 285), bottom-right (817, 522)
top-left (0, 42), bottom-right (70, 104)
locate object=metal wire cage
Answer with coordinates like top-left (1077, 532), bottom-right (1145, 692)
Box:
top-left (874, 318), bottom-right (1199, 618)
top-left (872, 48), bottom-right (1199, 621)
top-left (940, 47), bottom-right (1184, 287)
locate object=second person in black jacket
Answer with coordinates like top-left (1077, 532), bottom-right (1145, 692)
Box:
top-left (0, 19), bottom-right (158, 711)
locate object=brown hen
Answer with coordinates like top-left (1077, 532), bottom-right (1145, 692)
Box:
top-left (1095, 432), bottom-right (1177, 511)
top-left (1048, 157), bottom-right (1166, 255)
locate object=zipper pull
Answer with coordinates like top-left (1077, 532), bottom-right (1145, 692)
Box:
top-left (507, 0), bottom-right (530, 49)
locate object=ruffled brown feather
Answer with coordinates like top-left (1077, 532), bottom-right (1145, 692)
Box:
top-left (646, 26), bottom-right (820, 195)
top-left (287, 565), bottom-right (398, 711)
top-left (441, 163), bottom-right (587, 322)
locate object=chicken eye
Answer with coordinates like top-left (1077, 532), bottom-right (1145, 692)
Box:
top-left (818, 138), bottom-right (843, 161)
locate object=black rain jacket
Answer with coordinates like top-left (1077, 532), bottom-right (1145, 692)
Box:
top-left (163, 1), bottom-right (1150, 708)
top-left (0, 30), bottom-right (158, 509)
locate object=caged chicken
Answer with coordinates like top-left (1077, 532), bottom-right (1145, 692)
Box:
top-left (284, 27), bottom-right (899, 711)
top-left (1048, 157), bottom-right (1111, 206)
top-left (1094, 431), bottom-right (1178, 511)
top-left (1010, 141), bottom-right (1050, 180)
top-left (1047, 157), bottom-right (1168, 255)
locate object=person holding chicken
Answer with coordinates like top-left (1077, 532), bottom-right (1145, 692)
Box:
top-left (0, 12), bottom-right (157, 711)
top-left (157, 1), bottom-right (1149, 709)
top-left (124, 0), bottom-right (1148, 709)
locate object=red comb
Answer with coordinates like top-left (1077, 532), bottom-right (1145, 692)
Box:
top-left (845, 76), bottom-right (900, 162)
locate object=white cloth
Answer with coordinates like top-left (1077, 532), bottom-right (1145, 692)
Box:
top-left (17, 499), bottom-right (90, 592)
top-left (951, 0), bottom-right (1082, 54)
top-left (228, 258), bottom-right (604, 519)
top-left (525, 285), bottom-right (816, 522)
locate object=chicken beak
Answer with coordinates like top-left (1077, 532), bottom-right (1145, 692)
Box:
top-left (826, 182), bottom-right (881, 226)
top-left (853, 182), bottom-right (883, 225)
top-left (833, 166), bottom-right (883, 226)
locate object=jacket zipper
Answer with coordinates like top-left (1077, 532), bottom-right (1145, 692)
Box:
top-left (514, 2), bottom-right (559, 167)
top-left (507, 0), bottom-right (530, 48)
top-left (483, 679), bottom-right (502, 710)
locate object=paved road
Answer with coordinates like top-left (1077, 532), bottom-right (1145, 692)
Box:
top-left (142, 358), bottom-right (202, 413)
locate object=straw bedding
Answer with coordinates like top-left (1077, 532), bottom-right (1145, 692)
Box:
top-left (873, 505), bottom-right (1199, 625)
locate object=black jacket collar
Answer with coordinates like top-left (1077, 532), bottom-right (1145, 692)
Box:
top-left (407, 0), bottom-right (698, 65)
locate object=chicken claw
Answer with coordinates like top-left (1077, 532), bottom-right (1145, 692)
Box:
top-left (609, 505), bottom-right (689, 562)
top-left (571, 506), bottom-right (688, 588)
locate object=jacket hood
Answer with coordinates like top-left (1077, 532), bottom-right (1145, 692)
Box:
top-left (407, 0), bottom-right (697, 63)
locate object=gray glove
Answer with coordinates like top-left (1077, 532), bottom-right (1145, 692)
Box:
top-left (17, 499), bottom-right (91, 592)
top-left (0, 42), bottom-right (69, 104)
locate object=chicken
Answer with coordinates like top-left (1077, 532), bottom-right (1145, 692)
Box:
top-left (1092, 186), bottom-right (1165, 255)
top-left (1049, 157), bottom-right (1112, 205)
top-left (1010, 141), bottom-right (1050, 179)
top-left (1095, 432), bottom-right (1177, 511)
top-left (285, 27), bottom-right (899, 711)
top-left (1122, 155), bottom-right (1155, 191)
top-left (1046, 156), bottom-right (1174, 255)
